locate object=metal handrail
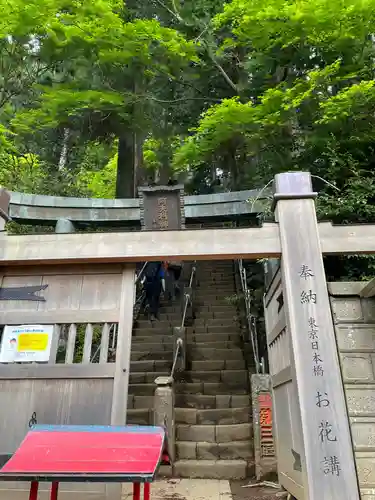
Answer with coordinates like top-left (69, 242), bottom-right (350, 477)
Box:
top-left (135, 262), bottom-right (148, 284)
top-left (170, 261), bottom-right (196, 379)
top-left (180, 263), bottom-right (196, 330)
top-left (170, 338), bottom-right (183, 377)
top-left (133, 262), bottom-right (148, 320)
top-left (237, 259), bottom-right (261, 374)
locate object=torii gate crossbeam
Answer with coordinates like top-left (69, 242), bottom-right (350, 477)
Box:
top-left (0, 221), bottom-right (374, 265)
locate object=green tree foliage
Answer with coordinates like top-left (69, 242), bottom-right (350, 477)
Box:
top-left (173, 0), bottom-right (375, 216)
top-left (0, 0), bottom-right (197, 196)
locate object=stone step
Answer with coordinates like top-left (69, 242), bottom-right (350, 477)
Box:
top-left (198, 269), bottom-right (233, 273)
top-left (132, 336), bottom-right (174, 345)
top-left (129, 383), bottom-right (248, 396)
top-left (188, 347), bottom-right (243, 360)
top-left (175, 407), bottom-right (251, 425)
top-left (196, 311), bottom-right (238, 319)
top-left (127, 408), bottom-right (152, 425)
top-left (198, 263), bottom-right (233, 269)
top-left (187, 341), bottom-right (240, 350)
top-left (197, 283), bottom-right (234, 289)
top-left (194, 318), bottom-right (240, 327)
top-left (132, 341), bottom-right (241, 352)
top-left (157, 313), bottom-right (184, 321)
top-left (198, 265), bottom-right (233, 268)
top-left (158, 306), bottom-right (185, 313)
top-left (176, 423), bottom-right (252, 443)
top-left (133, 327), bottom-right (173, 335)
top-left (135, 320), bottom-right (174, 329)
top-left (195, 305), bottom-right (237, 313)
top-left (197, 287), bottom-right (234, 291)
top-left (128, 384), bottom-right (156, 395)
top-left (128, 395), bottom-right (154, 409)
top-left (157, 301), bottom-right (236, 312)
top-left (133, 324), bottom-right (242, 336)
top-left (132, 332), bottom-right (242, 343)
top-left (179, 370), bottom-right (248, 384)
top-left (130, 360), bottom-right (172, 372)
top-left (131, 350), bottom-right (172, 361)
top-left (197, 275), bottom-right (234, 281)
top-left (195, 292), bottom-right (235, 299)
top-left (130, 371), bottom-right (168, 384)
top-left (176, 441), bottom-right (253, 460)
top-left (195, 299), bottom-right (236, 306)
top-left (189, 341), bottom-right (242, 350)
top-left (195, 286), bottom-right (234, 292)
top-left (187, 332), bottom-right (242, 342)
top-left (191, 359), bottom-right (246, 370)
top-left (175, 394), bottom-right (250, 409)
top-left (198, 264), bottom-right (233, 268)
top-left (186, 325), bottom-right (242, 334)
top-left (197, 281), bottom-right (235, 287)
top-left (131, 342), bottom-right (173, 352)
top-left (173, 459), bottom-right (248, 479)
top-left (175, 383), bottom-right (248, 395)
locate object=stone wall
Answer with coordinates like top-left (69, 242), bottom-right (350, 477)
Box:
top-left (329, 282), bottom-right (375, 500)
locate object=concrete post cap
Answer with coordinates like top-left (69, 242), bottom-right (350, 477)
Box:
top-left (154, 375), bottom-right (174, 386)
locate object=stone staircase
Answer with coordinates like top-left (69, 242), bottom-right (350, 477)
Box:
top-left (127, 260), bottom-right (254, 479)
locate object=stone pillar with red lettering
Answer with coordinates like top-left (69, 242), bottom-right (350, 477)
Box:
top-left (251, 373), bottom-right (277, 479)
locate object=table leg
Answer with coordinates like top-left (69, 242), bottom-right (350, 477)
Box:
top-left (29, 481), bottom-right (39, 500)
top-left (50, 481), bottom-right (59, 500)
top-left (144, 482), bottom-right (150, 500)
top-left (133, 483), bottom-right (141, 500)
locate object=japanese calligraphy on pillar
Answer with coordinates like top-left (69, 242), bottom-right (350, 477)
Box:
top-left (299, 264), bottom-right (342, 478)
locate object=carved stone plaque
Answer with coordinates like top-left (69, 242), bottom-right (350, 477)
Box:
top-left (138, 185), bottom-right (185, 231)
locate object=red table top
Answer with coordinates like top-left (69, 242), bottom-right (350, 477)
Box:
top-left (0, 425), bottom-right (166, 482)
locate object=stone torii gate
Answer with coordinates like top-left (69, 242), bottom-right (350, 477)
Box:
top-left (0, 171), bottom-right (374, 500)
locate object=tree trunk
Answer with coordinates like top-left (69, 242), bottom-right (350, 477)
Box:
top-left (158, 160), bottom-right (170, 185)
top-left (135, 132), bottom-right (149, 187)
top-left (58, 128), bottom-right (70, 171)
top-left (116, 132), bottom-right (135, 198)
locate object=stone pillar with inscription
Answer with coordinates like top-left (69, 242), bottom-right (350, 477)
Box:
top-left (251, 374), bottom-right (277, 480)
top-left (273, 172), bottom-right (360, 500)
top-left (138, 185), bottom-right (185, 231)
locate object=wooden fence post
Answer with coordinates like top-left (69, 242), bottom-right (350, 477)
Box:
top-left (274, 172), bottom-right (360, 499)
top-left (107, 264), bottom-right (135, 500)
top-left (110, 264), bottom-right (136, 426)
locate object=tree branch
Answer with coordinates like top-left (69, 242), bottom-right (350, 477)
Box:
top-left (139, 95), bottom-right (221, 104)
top-left (153, 0), bottom-right (183, 22)
top-left (204, 44), bottom-right (239, 93)
top-left (150, 0), bottom-right (239, 94)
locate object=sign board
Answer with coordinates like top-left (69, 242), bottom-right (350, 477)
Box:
top-left (138, 185), bottom-right (185, 231)
top-left (0, 325), bottom-right (54, 363)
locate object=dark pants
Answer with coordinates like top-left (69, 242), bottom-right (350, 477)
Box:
top-left (145, 280), bottom-right (162, 316)
top-left (169, 266), bottom-right (182, 281)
